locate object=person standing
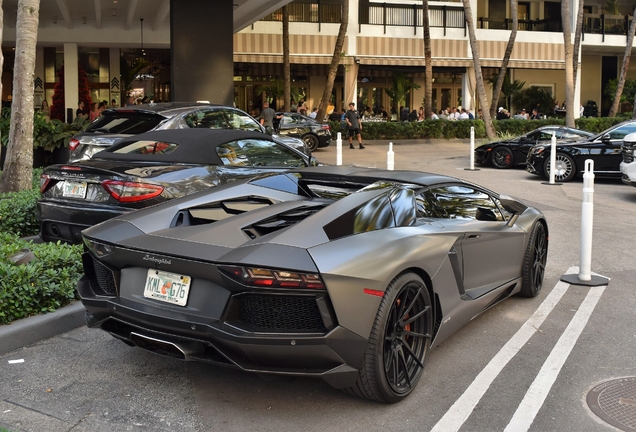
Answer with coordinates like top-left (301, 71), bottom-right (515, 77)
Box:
top-left (258, 101), bottom-right (280, 134)
top-left (345, 102), bottom-right (365, 149)
top-left (76, 101), bottom-right (87, 118)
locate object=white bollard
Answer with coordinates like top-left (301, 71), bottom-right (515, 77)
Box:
top-left (578, 159), bottom-right (595, 281)
top-left (336, 132), bottom-right (342, 166)
top-left (387, 142), bottom-right (394, 170)
top-left (549, 131), bottom-right (557, 184)
top-left (469, 126), bottom-right (475, 170)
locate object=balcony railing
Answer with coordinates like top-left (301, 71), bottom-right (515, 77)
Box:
top-left (477, 13), bottom-right (634, 42)
top-left (261, 0), bottom-right (342, 30)
top-left (360, 2), bottom-right (465, 35)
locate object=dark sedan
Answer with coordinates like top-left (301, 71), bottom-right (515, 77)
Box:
top-left (475, 126), bottom-right (592, 169)
top-left (274, 112), bottom-right (331, 151)
top-left (526, 120), bottom-right (636, 181)
top-left (38, 129), bottom-right (318, 244)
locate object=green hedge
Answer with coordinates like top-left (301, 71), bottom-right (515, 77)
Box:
top-left (0, 232), bottom-right (83, 325)
top-left (328, 117), bottom-right (630, 140)
top-left (0, 168), bottom-right (43, 237)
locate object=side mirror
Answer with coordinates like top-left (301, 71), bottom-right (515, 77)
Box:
top-left (601, 133), bottom-right (612, 143)
top-left (309, 156), bottom-right (320, 167)
top-left (475, 207), bottom-right (497, 222)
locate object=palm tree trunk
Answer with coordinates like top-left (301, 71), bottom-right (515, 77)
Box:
top-left (572, 0), bottom-right (584, 86)
top-left (283, 6), bottom-right (291, 112)
top-left (608, 6), bottom-right (636, 117)
top-left (317, 0), bottom-right (349, 122)
top-left (489, 0), bottom-right (518, 119)
top-left (0, 0), bottom-right (40, 193)
top-left (562, 0), bottom-right (575, 127)
top-left (462, 0), bottom-right (496, 138)
top-left (422, 0), bottom-right (433, 117)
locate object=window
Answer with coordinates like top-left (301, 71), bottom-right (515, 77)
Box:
top-left (85, 114), bottom-right (164, 134)
top-left (112, 140), bottom-right (178, 155)
top-left (184, 109), bottom-right (229, 129)
top-left (415, 190), bottom-right (446, 218)
top-left (216, 139), bottom-right (305, 168)
top-left (608, 123), bottom-right (636, 140)
top-left (429, 185), bottom-right (503, 221)
top-left (223, 108), bottom-right (262, 131)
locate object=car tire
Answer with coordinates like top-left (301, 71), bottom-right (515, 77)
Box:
top-left (490, 146), bottom-right (514, 169)
top-left (519, 221), bottom-right (548, 298)
top-left (543, 152), bottom-right (576, 182)
top-left (302, 134), bottom-right (320, 152)
top-left (344, 272), bottom-right (433, 403)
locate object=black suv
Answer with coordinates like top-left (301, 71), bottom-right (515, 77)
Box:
top-left (526, 120), bottom-right (636, 182)
top-left (69, 102), bottom-right (309, 162)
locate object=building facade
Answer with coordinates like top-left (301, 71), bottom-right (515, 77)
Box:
top-left (1, 0), bottom-right (635, 118)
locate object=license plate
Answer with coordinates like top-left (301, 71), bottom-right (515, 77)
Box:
top-left (62, 181), bottom-right (87, 198)
top-left (143, 269), bottom-right (191, 306)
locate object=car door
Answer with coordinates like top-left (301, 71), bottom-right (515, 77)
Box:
top-left (428, 185), bottom-right (526, 297)
top-left (580, 123), bottom-right (636, 174)
top-left (277, 114), bottom-right (311, 138)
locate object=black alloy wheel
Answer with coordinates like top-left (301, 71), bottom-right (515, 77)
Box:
top-left (345, 272), bottom-right (433, 403)
top-left (544, 152), bottom-right (576, 182)
top-left (491, 146), bottom-right (515, 169)
top-left (302, 134), bottom-right (320, 152)
top-left (520, 221), bottom-right (548, 297)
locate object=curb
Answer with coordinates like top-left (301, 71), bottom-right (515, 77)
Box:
top-left (0, 301), bottom-right (86, 356)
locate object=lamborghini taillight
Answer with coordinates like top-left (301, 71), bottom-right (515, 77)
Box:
top-left (101, 180), bottom-right (164, 203)
top-left (219, 265), bottom-right (325, 289)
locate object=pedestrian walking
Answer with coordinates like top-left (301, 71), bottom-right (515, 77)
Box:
top-left (345, 102), bottom-right (365, 149)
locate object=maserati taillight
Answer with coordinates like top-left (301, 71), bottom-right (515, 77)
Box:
top-left (69, 138), bottom-right (80, 151)
top-left (219, 265), bottom-right (325, 289)
top-left (101, 180), bottom-right (164, 203)
top-left (39, 174), bottom-right (51, 193)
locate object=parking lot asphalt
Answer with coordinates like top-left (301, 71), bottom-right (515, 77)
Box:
top-left (1, 138), bottom-right (634, 432)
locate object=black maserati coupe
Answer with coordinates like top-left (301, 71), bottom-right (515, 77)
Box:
top-left (78, 166), bottom-right (548, 403)
top-left (37, 128), bottom-right (318, 244)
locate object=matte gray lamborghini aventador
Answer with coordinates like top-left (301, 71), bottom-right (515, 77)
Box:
top-left (78, 166), bottom-right (548, 403)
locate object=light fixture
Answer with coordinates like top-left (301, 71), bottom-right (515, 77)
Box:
top-left (140, 18), bottom-right (146, 56)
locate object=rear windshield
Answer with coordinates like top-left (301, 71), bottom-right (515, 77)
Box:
top-left (85, 113), bottom-right (165, 134)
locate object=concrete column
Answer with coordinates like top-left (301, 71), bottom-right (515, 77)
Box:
top-left (109, 48), bottom-right (121, 107)
top-left (170, 0), bottom-right (233, 104)
top-left (574, 57), bottom-right (582, 118)
top-left (34, 47), bottom-right (45, 109)
top-left (344, 62), bottom-right (359, 108)
top-left (64, 43), bottom-right (78, 123)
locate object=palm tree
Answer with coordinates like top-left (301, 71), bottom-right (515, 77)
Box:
top-left (609, 5), bottom-right (636, 117)
top-left (422, 0), bottom-right (433, 117)
top-left (489, 0), bottom-right (518, 120)
top-left (385, 72), bottom-right (421, 113)
top-left (461, 0), bottom-right (496, 138)
top-left (573, 0), bottom-right (585, 88)
top-left (317, 0), bottom-right (349, 122)
top-left (489, 72), bottom-right (525, 111)
top-left (562, 0), bottom-right (575, 127)
top-left (282, 5), bottom-right (291, 112)
top-left (0, 0), bottom-right (40, 193)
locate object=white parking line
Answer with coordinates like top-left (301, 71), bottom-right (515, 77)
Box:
top-left (504, 285), bottom-right (605, 432)
top-left (430, 268), bottom-right (575, 432)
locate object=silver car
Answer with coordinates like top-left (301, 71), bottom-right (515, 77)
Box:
top-left (69, 102), bottom-right (310, 162)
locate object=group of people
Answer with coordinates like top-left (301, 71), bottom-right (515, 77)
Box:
top-left (435, 107), bottom-right (475, 120)
top-left (497, 107), bottom-right (542, 120)
top-left (75, 99), bottom-right (118, 120)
